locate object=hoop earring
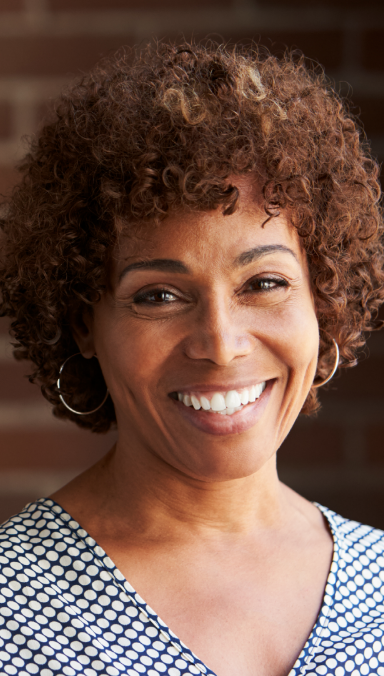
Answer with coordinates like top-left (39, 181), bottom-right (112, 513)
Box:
top-left (57, 353), bottom-right (109, 415)
top-left (312, 339), bottom-right (339, 388)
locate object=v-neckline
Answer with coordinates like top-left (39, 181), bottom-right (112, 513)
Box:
top-left (37, 497), bottom-right (339, 676)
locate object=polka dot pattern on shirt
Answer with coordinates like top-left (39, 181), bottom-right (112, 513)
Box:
top-left (0, 498), bottom-right (383, 676)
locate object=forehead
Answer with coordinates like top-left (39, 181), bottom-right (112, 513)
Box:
top-left (115, 178), bottom-right (304, 268)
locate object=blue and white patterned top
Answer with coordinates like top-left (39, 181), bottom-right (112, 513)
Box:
top-left (0, 498), bottom-right (384, 676)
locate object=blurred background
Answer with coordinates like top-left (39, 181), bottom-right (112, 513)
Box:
top-left (0, 0), bottom-right (383, 527)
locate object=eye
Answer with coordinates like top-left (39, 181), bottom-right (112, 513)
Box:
top-left (247, 277), bottom-right (288, 292)
top-left (133, 288), bottom-right (178, 304)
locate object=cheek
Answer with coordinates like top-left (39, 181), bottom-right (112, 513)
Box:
top-left (261, 298), bottom-right (319, 374)
top-left (95, 314), bottom-right (175, 398)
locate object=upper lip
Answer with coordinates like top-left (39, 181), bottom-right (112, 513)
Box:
top-left (170, 379), bottom-right (271, 394)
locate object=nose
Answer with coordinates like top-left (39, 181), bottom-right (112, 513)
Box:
top-left (183, 296), bottom-right (254, 366)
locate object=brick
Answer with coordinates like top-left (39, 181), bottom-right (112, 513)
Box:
top-left (35, 101), bottom-right (54, 130)
top-left (0, 427), bottom-right (115, 470)
top-left (278, 420), bottom-right (344, 465)
top-left (308, 490), bottom-right (384, 530)
top-left (366, 425), bottom-right (384, 464)
top-left (362, 30), bottom-right (384, 72)
top-left (50, 0), bottom-right (232, 8)
top-left (223, 31), bottom-right (343, 71)
top-left (257, 0), bottom-right (382, 5)
top-left (0, 0), bottom-right (23, 9)
top-left (267, 31), bottom-right (343, 70)
top-left (323, 355), bottom-right (384, 399)
top-left (0, 35), bottom-right (135, 77)
top-left (0, 318), bottom-right (11, 336)
top-left (0, 32), bottom-right (344, 77)
top-left (0, 361), bottom-right (43, 401)
top-left (0, 101), bottom-right (12, 140)
top-left (350, 96), bottom-right (384, 136)
top-left (0, 33), bottom-right (344, 78)
top-left (0, 496), bottom-right (36, 525)
top-left (0, 165), bottom-right (18, 197)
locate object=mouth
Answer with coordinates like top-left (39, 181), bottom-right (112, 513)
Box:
top-left (170, 382), bottom-right (266, 416)
top-left (169, 380), bottom-right (272, 436)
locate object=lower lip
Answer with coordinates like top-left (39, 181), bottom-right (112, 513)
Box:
top-left (172, 381), bottom-right (274, 436)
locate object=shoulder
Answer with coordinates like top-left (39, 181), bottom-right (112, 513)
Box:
top-left (0, 499), bottom-right (210, 676)
top-left (0, 498), bottom-right (86, 586)
top-left (319, 503), bottom-right (384, 558)
top-left (318, 504), bottom-right (384, 597)
top-left (0, 497), bottom-right (75, 546)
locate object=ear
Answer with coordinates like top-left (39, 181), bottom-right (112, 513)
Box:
top-left (70, 306), bottom-right (96, 359)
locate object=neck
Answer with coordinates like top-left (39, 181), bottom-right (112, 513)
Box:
top-left (87, 437), bottom-right (290, 541)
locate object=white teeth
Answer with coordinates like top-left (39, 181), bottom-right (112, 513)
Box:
top-left (200, 396), bottom-right (211, 410)
top-left (210, 393), bottom-right (226, 411)
top-left (178, 382), bottom-right (266, 414)
top-left (191, 395), bottom-right (201, 410)
top-left (225, 390), bottom-right (241, 408)
top-left (240, 389), bottom-right (249, 406)
top-left (255, 383), bottom-right (263, 398)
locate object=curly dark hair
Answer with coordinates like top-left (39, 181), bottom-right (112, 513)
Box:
top-left (0, 40), bottom-right (383, 433)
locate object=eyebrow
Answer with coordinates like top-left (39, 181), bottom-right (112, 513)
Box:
top-left (119, 244), bottom-right (298, 282)
top-left (119, 258), bottom-right (189, 281)
top-left (234, 244), bottom-right (298, 266)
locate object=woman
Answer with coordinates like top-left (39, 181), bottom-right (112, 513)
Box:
top-left (0, 41), bottom-right (383, 676)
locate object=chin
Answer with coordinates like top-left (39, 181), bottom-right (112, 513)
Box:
top-left (172, 439), bottom-right (276, 483)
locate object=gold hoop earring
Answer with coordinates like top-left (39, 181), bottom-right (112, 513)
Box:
top-left (57, 353), bottom-right (109, 415)
top-left (312, 339), bottom-right (339, 388)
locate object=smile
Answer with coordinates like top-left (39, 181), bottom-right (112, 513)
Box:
top-left (175, 382), bottom-right (266, 416)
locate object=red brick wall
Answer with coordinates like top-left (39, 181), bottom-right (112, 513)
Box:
top-left (0, 0), bottom-right (383, 527)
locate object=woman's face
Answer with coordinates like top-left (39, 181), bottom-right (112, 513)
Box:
top-left (83, 177), bottom-right (319, 481)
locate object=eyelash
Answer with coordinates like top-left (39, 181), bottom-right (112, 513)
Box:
top-left (134, 288), bottom-right (178, 304)
top-left (133, 277), bottom-right (288, 305)
top-left (246, 277), bottom-right (287, 292)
